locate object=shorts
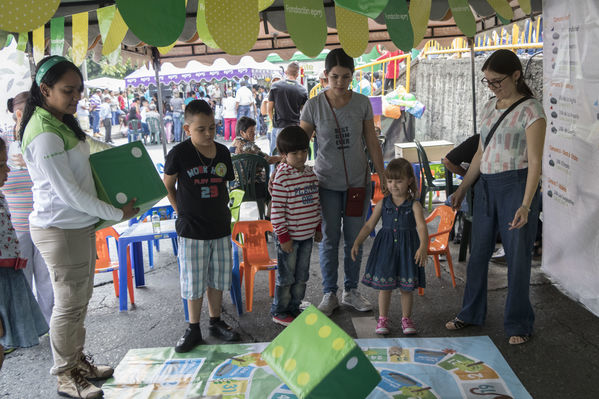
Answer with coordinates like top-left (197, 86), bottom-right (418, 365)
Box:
top-left (178, 236), bottom-right (232, 299)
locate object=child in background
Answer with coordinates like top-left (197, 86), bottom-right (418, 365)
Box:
top-left (0, 137), bottom-right (49, 356)
top-left (164, 100), bottom-right (240, 353)
top-left (270, 126), bottom-right (322, 326)
top-left (351, 158), bottom-right (428, 335)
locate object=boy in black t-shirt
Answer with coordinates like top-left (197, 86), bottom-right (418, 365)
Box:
top-left (164, 100), bottom-right (240, 353)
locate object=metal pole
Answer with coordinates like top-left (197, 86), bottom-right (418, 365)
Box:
top-left (469, 37), bottom-right (477, 136)
top-left (152, 47), bottom-right (168, 158)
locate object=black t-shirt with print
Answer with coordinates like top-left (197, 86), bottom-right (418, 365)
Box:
top-left (164, 139), bottom-right (234, 240)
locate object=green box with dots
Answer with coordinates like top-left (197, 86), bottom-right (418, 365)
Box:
top-left (262, 305), bottom-right (381, 398)
top-left (90, 141), bottom-right (167, 230)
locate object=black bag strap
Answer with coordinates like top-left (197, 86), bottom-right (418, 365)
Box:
top-left (484, 96), bottom-right (531, 150)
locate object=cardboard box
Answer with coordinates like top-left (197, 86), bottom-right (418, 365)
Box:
top-left (90, 142), bottom-right (166, 230)
top-left (261, 306), bottom-right (381, 398)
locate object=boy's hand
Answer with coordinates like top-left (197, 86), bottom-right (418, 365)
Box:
top-left (121, 198), bottom-right (140, 221)
top-left (350, 244), bottom-right (360, 261)
top-left (414, 245), bottom-right (428, 267)
top-left (280, 240), bottom-right (293, 253)
top-left (314, 231), bottom-right (323, 243)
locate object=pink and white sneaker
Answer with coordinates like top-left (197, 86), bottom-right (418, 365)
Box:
top-left (375, 317), bottom-right (389, 335)
top-left (401, 317), bottom-right (417, 335)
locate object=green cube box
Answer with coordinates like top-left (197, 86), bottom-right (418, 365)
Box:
top-left (262, 305), bottom-right (381, 398)
top-left (90, 142), bottom-right (167, 230)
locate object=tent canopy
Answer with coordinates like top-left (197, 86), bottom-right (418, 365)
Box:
top-left (84, 76), bottom-right (125, 91)
top-left (124, 55), bottom-right (281, 87)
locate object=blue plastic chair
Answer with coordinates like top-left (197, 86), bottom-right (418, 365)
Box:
top-left (129, 205), bottom-right (177, 268)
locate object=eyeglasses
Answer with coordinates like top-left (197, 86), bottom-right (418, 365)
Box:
top-left (481, 75), bottom-right (510, 88)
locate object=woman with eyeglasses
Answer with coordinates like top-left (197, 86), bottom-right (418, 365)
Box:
top-left (445, 49), bottom-right (546, 345)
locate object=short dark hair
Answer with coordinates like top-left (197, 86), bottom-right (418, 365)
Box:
top-left (184, 99), bottom-right (213, 122)
top-left (325, 48), bottom-right (355, 74)
top-left (236, 116), bottom-right (256, 136)
top-left (277, 125), bottom-right (309, 154)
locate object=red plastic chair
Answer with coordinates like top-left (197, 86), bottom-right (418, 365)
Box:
top-left (96, 227), bottom-right (134, 305)
top-left (231, 220), bottom-right (277, 312)
top-left (419, 205), bottom-right (457, 296)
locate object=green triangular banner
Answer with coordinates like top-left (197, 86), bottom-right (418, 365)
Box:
top-left (16, 32), bottom-right (27, 52)
top-left (448, 0), bottom-right (476, 38)
top-left (384, 0), bottom-right (413, 52)
top-left (284, 0), bottom-right (327, 58)
top-left (96, 6), bottom-right (120, 64)
top-left (334, 0), bottom-right (389, 19)
top-left (0, 30), bottom-right (8, 51)
top-left (50, 17), bottom-right (64, 56)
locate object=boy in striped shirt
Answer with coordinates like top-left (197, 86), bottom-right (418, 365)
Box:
top-left (270, 126), bottom-right (322, 326)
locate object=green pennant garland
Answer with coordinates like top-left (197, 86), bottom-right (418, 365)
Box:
top-left (16, 32), bottom-right (27, 52)
top-left (197, 0), bottom-right (218, 49)
top-left (409, 0), bottom-right (431, 49)
top-left (0, 31), bottom-right (8, 51)
top-left (383, 0), bottom-right (413, 52)
top-left (96, 6), bottom-right (120, 64)
top-left (284, 0), bottom-right (327, 58)
top-left (50, 17), bottom-right (64, 56)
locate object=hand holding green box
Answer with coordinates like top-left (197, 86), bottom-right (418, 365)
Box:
top-left (90, 142), bottom-right (167, 230)
top-left (262, 305), bottom-right (381, 398)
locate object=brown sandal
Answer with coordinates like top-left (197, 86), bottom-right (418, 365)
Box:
top-left (445, 317), bottom-right (470, 331)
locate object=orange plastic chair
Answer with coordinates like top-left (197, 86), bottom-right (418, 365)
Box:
top-left (419, 205), bottom-right (457, 296)
top-left (95, 227), bottom-right (134, 305)
top-left (231, 220), bottom-right (277, 312)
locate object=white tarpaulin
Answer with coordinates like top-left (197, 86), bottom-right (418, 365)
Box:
top-left (84, 77), bottom-right (125, 92)
top-left (0, 40), bottom-right (32, 131)
top-left (542, 0), bottom-right (599, 315)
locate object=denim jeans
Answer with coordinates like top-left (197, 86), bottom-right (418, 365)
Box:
top-left (237, 104), bottom-right (252, 119)
top-left (270, 127), bottom-right (283, 155)
top-left (91, 110), bottom-right (100, 133)
top-left (271, 238), bottom-right (313, 316)
top-left (319, 185), bottom-right (371, 295)
top-left (173, 112), bottom-right (183, 142)
top-left (458, 168), bottom-right (540, 337)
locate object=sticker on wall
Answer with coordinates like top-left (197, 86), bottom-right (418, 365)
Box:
top-left (0, 0), bottom-right (59, 33)
top-left (334, 0), bottom-right (390, 19)
top-left (384, 0), bottom-right (413, 52)
top-left (335, 4), bottom-right (368, 58)
top-left (206, 0), bottom-right (260, 56)
top-left (116, 0), bottom-right (185, 47)
top-left (71, 11), bottom-right (88, 67)
top-left (32, 25), bottom-right (44, 64)
top-left (284, 0), bottom-right (327, 58)
top-left (448, 0), bottom-right (476, 38)
top-left (486, 0), bottom-right (514, 21)
top-left (102, 8), bottom-right (128, 56)
top-left (518, 0), bottom-right (532, 15)
top-left (197, 0), bottom-right (218, 49)
top-left (409, 0), bottom-right (432, 49)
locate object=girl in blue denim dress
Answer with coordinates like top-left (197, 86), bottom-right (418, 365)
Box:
top-left (351, 158), bottom-right (428, 336)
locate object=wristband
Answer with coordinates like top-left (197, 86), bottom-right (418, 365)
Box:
top-left (521, 205), bottom-right (531, 212)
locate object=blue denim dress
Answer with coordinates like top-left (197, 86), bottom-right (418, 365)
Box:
top-left (361, 197), bottom-right (425, 291)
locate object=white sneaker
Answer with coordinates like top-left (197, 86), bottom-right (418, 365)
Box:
top-left (341, 289), bottom-right (373, 312)
top-left (317, 293), bottom-right (339, 316)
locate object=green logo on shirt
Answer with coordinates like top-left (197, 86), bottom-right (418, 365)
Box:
top-left (215, 162), bottom-right (227, 177)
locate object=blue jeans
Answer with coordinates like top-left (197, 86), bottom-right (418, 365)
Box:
top-left (458, 169), bottom-right (540, 337)
top-left (173, 112), bottom-right (183, 142)
top-left (319, 186), bottom-right (371, 295)
top-left (237, 104), bottom-right (252, 119)
top-left (270, 127), bottom-right (283, 155)
top-left (271, 238), bottom-right (313, 316)
top-left (91, 110), bottom-right (100, 133)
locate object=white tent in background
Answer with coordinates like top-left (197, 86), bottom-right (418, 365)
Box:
top-left (85, 77), bottom-right (126, 92)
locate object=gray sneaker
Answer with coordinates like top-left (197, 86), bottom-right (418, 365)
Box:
top-left (317, 292), bottom-right (339, 316)
top-left (342, 288), bottom-right (373, 312)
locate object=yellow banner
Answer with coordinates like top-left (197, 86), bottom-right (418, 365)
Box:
top-left (71, 12), bottom-right (88, 67)
top-left (0, 0), bottom-right (59, 32)
top-left (32, 25), bottom-right (44, 64)
top-left (409, 0), bottom-right (432, 49)
top-left (103, 8), bottom-right (128, 56)
top-left (335, 5), bottom-right (368, 58)
top-left (206, 0), bottom-right (259, 56)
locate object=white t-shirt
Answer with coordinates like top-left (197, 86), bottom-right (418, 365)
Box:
top-left (235, 86), bottom-right (254, 106)
top-left (222, 97), bottom-right (237, 118)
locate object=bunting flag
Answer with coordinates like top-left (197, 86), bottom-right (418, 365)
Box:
top-left (518, 0), bottom-right (532, 14)
top-left (32, 25), bottom-right (44, 64)
top-left (116, 0), bottom-right (186, 47)
top-left (284, 0), bottom-right (327, 58)
top-left (50, 17), bottom-right (65, 56)
top-left (334, 0), bottom-right (389, 19)
top-left (0, 0), bottom-right (59, 33)
top-left (335, 4), bottom-right (368, 58)
top-left (16, 33), bottom-right (27, 52)
top-left (0, 31), bottom-right (8, 51)
top-left (259, 0), bottom-right (275, 12)
top-left (102, 8), bottom-right (128, 55)
top-left (206, 0), bottom-right (260, 56)
top-left (71, 11), bottom-right (88, 67)
top-left (96, 6), bottom-right (120, 63)
top-left (486, 0), bottom-right (514, 21)
top-left (409, 0), bottom-right (432, 49)
top-left (448, 0), bottom-right (476, 38)
top-left (384, 0), bottom-right (413, 52)
top-left (197, 0), bottom-right (218, 49)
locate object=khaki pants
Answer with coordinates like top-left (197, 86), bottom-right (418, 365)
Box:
top-left (30, 225), bottom-right (96, 375)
